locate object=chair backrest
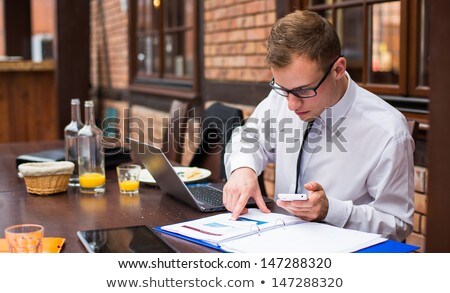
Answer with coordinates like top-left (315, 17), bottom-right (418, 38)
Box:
top-left (189, 102), bottom-right (267, 196)
top-left (128, 104), bottom-right (169, 149)
top-left (189, 102), bottom-right (243, 180)
top-left (407, 119), bottom-right (419, 144)
top-left (164, 100), bottom-right (190, 163)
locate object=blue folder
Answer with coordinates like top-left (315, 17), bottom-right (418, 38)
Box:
top-left (154, 226), bottom-right (419, 253)
top-left (155, 226), bottom-right (225, 251)
top-left (356, 239), bottom-right (418, 253)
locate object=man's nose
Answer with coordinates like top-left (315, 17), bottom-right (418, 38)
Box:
top-left (287, 93), bottom-right (303, 111)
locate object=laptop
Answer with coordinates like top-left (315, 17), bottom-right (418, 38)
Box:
top-left (129, 138), bottom-right (273, 212)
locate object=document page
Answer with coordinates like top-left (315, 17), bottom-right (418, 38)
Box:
top-left (220, 222), bottom-right (387, 253)
top-left (161, 209), bottom-right (302, 245)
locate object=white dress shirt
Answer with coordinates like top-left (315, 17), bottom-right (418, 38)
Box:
top-left (225, 73), bottom-right (414, 241)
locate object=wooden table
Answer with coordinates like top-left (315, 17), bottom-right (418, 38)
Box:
top-left (0, 141), bottom-right (415, 254)
top-left (0, 140), bottom-right (234, 252)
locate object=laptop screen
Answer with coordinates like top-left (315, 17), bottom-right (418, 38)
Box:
top-left (128, 138), bottom-right (202, 209)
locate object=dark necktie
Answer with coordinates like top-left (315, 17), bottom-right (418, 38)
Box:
top-left (295, 120), bottom-right (315, 193)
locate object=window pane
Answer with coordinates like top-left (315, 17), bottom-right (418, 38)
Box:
top-left (164, 31), bottom-right (192, 77)
top-left (317, 9), bottom-right (333, 24)
top-left (164, 0), bottom-right (184, 28)
top-left (134, 0), bottom-right (195, 80)
top-left (137, 34), bottom-right (159, 75)
top-left (162, 0), bottom-right (194, 78)
top-left (147, 0), bottom-right (160, 31)
top-left (369, 1), bottom-right (401, 85)
top-left (184, 30), bottom-right (194, 77)
top-left (336, 6), bottom-right (364, 82)
top-left (184, 0), bottom-right (195, 27)
top-left (137, 0), bottom-right (146, 31)
top-left (164, 34), bottom-right (176, 75)
top-left (417, 0), bottom-right (430, 87)
top-left (136, 0), bottom-right (160, 75)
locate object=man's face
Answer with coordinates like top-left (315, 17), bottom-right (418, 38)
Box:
top-left (271, 55), bottom-right (343, 122)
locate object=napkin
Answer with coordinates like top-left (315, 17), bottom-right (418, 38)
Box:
top-left (0, 237), bottom-right (65, 253)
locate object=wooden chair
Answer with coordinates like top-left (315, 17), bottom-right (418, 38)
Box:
top-left (189, 102), bottom-right (267, 196)
top-left (407, 119), bottom-right (419, 144)
top-left (164, 100), bottom-right (190, 164)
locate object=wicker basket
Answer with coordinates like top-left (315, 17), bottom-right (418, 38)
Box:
top-left (18, 161), bottom-right (75, 195)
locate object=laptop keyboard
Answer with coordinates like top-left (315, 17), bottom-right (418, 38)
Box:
top-left (187, 185), bottom-right (223, 207)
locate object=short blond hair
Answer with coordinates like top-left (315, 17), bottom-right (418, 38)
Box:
top-left (266, 10), bottom-right (341, 72)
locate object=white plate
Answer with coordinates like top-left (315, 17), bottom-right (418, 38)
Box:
top-left (139, 167), bottom-right (211, 186)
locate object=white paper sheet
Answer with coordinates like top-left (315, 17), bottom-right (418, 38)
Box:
top-left (220, 222), bottom-right (386, 253)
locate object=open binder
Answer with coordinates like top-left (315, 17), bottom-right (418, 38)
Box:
top-left (156, 209), bottom-right (417, 253)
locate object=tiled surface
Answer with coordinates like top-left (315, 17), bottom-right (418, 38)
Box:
top-left (414, 192), bottom-right (428, 215)
top-left (414, 166), bottom-right (428, 193)
top-left (406, 232), bottom-right (426, 253)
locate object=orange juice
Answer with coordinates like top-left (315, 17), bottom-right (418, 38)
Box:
top-left (119, 180), bottom-right (139, 191)
top-left (79, 172), bottom-right (106, 188)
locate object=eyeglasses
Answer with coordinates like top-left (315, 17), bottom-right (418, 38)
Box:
top-left (269, 55), bottom-right (342, 99)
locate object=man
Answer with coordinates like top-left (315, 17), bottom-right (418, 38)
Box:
top-left (223, 10), bottom-right (414, 241)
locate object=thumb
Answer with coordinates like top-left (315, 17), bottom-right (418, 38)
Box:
top-left (304, 181), bottom-right (323, 191)
top-left (254, 191), bottom-right (270, 214)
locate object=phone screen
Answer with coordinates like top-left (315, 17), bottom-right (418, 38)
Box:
top-left (77, 225), bottom-right (177, 253)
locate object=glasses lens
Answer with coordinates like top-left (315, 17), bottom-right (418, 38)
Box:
top-left (272, 87), bottom-right (288, 97)
top-left (291, 89), bottom-right (316, 98)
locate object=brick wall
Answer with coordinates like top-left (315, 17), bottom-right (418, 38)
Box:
top-left (90, 0), bottom-right (129, 90)
top-left (31, 0), bottom-right (55, 36)
top-left (91, 0), bottom-right (276, 86)
top-left (407, 166), bottom-right (428, 252)
top-left (202, 1), bottom-right (276, 188)
top-left (204, 0), bottom-right (275, 82)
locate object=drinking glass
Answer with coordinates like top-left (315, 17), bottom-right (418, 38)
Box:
top-left (117, 164), bottom-right (141, 196)
top-left (4, 224), bottom-right (44, 253)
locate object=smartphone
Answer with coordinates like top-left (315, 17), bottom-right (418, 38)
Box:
top-left (278, 193), bottom-right (309, 201)
top-left (77, 225), bottom-right (177, 253)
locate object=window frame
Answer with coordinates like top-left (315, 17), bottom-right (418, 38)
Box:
top-left (407, 0), bottom-right (430, 97)
top-left (128, 0), bottom-right (200, 99)
top-left (299, 0), bottom-right (430, 98)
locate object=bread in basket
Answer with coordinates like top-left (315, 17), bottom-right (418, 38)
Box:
top-left (18, 161), bottom-right (75, 195)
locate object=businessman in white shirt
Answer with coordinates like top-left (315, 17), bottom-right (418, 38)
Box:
top-left (223, 10), bottom-right (414, 241)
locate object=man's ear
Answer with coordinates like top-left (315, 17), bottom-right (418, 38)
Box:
top-left (334, 57), bottom-right (347, 80)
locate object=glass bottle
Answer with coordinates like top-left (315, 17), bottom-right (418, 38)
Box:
top-left (64, 98), bottom-right (84, 186)
top-left (78, 100), bottom-right (105, 194)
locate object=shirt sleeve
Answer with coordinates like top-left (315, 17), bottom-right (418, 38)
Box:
top-left (324, 135), bottom-right (415, 242)
top-left (224, 95), bottom-right (277, 178)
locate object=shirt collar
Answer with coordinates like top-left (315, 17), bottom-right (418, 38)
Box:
top-left (319, 72), bottom-right (355, 123)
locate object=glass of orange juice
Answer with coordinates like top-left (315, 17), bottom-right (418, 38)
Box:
top-left (116, 164), bottom-right (141, 196)
top-left (79, 171), bottom-right (106, 194)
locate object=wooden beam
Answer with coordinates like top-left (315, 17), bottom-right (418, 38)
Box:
top-left (54, 0), bottom-right (90, 137)
top-left (426, 0), bottom-right (450, 252)
top-left (4, 0), bottom-right (31, 59)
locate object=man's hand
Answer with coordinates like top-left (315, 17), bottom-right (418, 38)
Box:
top-left (276, 182), bottom-right (329, 222)
top-left (223, 167), bottom-right (270, 220)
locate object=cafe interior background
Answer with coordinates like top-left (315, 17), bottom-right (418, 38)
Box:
top-left (0, 0), bottom-right (448, 252)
